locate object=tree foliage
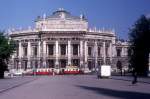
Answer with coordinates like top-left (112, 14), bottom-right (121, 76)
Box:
top-left (0, 31), bottom-right (15, 78)
top-left (129, 15), bottom-right (150, 76)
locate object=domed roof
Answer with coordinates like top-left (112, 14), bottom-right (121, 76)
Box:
top-left (52, 8), bottom-right (71, 17)
top-left (36, 8), bottom-right (86, 21)
top-left (35, 8), bottom-right (88, 31)
top-left (47, 8), bottom-right (86, 20)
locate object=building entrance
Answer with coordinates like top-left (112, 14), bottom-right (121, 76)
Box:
top-left (60, 59), bottom-right (67, 68)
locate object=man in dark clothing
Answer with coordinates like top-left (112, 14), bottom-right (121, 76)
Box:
top-left (132, 68), bottom-right (137, 84)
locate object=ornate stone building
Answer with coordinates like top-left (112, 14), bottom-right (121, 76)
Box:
top-left (9, 8), bottom-right (130, 73)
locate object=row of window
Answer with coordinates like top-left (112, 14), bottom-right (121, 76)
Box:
top-left (14, 59), bottom-right (108, 70)
top-left (16, 44), bottom-right (79, 56)
top-left (14, 59), bottom-right (80, 69)
top-left (16, 46), bottom-right (38, 56)
top-left (116, 48), bottom-right (131, 57)
top-left (16, 45), bottom-right (132, 57)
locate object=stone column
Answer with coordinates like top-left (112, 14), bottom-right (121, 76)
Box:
top-left (125, 47), bottom-right (128, 56)
top-left (38, 41), bottom-right (41, 68)
top-left (121, 47), bottom-right (124, 57)
top-left (112, 44), bottom-right (116, 57)
top-left (94, 41), bottom-right (98, 68)
top-left (47, 44), bottom-right (49, 57)
top-left (54, 45), bottom-right (56, 56)
top-left (80, 41), bottom-right (83, 68)
top-left (68, 40), bottom-right (71, 65)
top-left (103, 41), bottom-right (106, 64)
top-left (59, 45), bottom-right (61, 56)
top-left (78, 44), bottom-right (80, 56)
top-left (27, 41), bottom-right (31, 69)
top-left (43, 40), bottom-right (46, 68)
top-left (38, 41), bottom-right (41, 57)
top-left (84, 41), bottom-right (88, 69)
top-left (66, 45), bottom-right (68, 56)
top-left (124, 47), bottom-right (127, 56)
top-left (18, 41), bottom-right (22, 69)
top-left (11, 55), bottom-right (15, 70)
top-left (122, 47), bottom-right (127, 57)
top-left (19, 41), bottom-right (22, 58)
top-left (109, 42), bottom-right (112, 63)
top-left (100, 45), bottom-right (103, 57)
top-left (112, 37), bottom-right (116, 57)
top-left (55, 40), bottom-right (59, 67)
top-left (53, 44), bottom-right (55, 56)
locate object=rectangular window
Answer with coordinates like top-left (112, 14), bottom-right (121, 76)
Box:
top-left (24, 60), bottom-right (27, 70)
top-left (32, 46), bottom-right (37, 56)
top-left (34, 47), bottom-right (37, 56)
top-left (117, 49), bottom-right (121, 57)
top-left (88, 47), bottom-right (92, 56)
top-left (98, 47), bottom-right (101, 56)
top-left (61, 44), bottom-right (66, 55)
top-left (16, 47), bottom-right (19, 56)
top-left (106, 47), bottom-right (108, 57)
top-left (48, 45), bottom-right (54, 55)
top-left (23, 47), bottom-right (27, 56)
top-left (73, 44), bottom-right (78, 55)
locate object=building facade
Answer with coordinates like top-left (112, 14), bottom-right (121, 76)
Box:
top-left (9, 8), bottom-right (130, 73)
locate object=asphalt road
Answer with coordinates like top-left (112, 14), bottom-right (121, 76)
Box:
top-left (0, 75), bottom-right (150, 99)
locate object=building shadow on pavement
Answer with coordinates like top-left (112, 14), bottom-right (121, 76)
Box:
top-left (76, 85), bottom-right (150, 99)
top-left (111, 77), bottom-right (150, 84)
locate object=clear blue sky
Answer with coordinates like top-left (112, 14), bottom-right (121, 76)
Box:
top-left (0, 0), bottom-right (150, 39)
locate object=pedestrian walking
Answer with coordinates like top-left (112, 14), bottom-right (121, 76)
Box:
top-left (132, 68), bottom-right (137, 84)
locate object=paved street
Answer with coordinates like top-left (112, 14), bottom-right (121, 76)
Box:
top-left (0, 76), bottom-right (38, 93)
top-left (0, 75), bottom-right (150, 99)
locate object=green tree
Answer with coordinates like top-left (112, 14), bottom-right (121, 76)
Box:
top-left (129, 15), bottom-right (150, 76)
top-left (0, 31), bottom-right (15, 78)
